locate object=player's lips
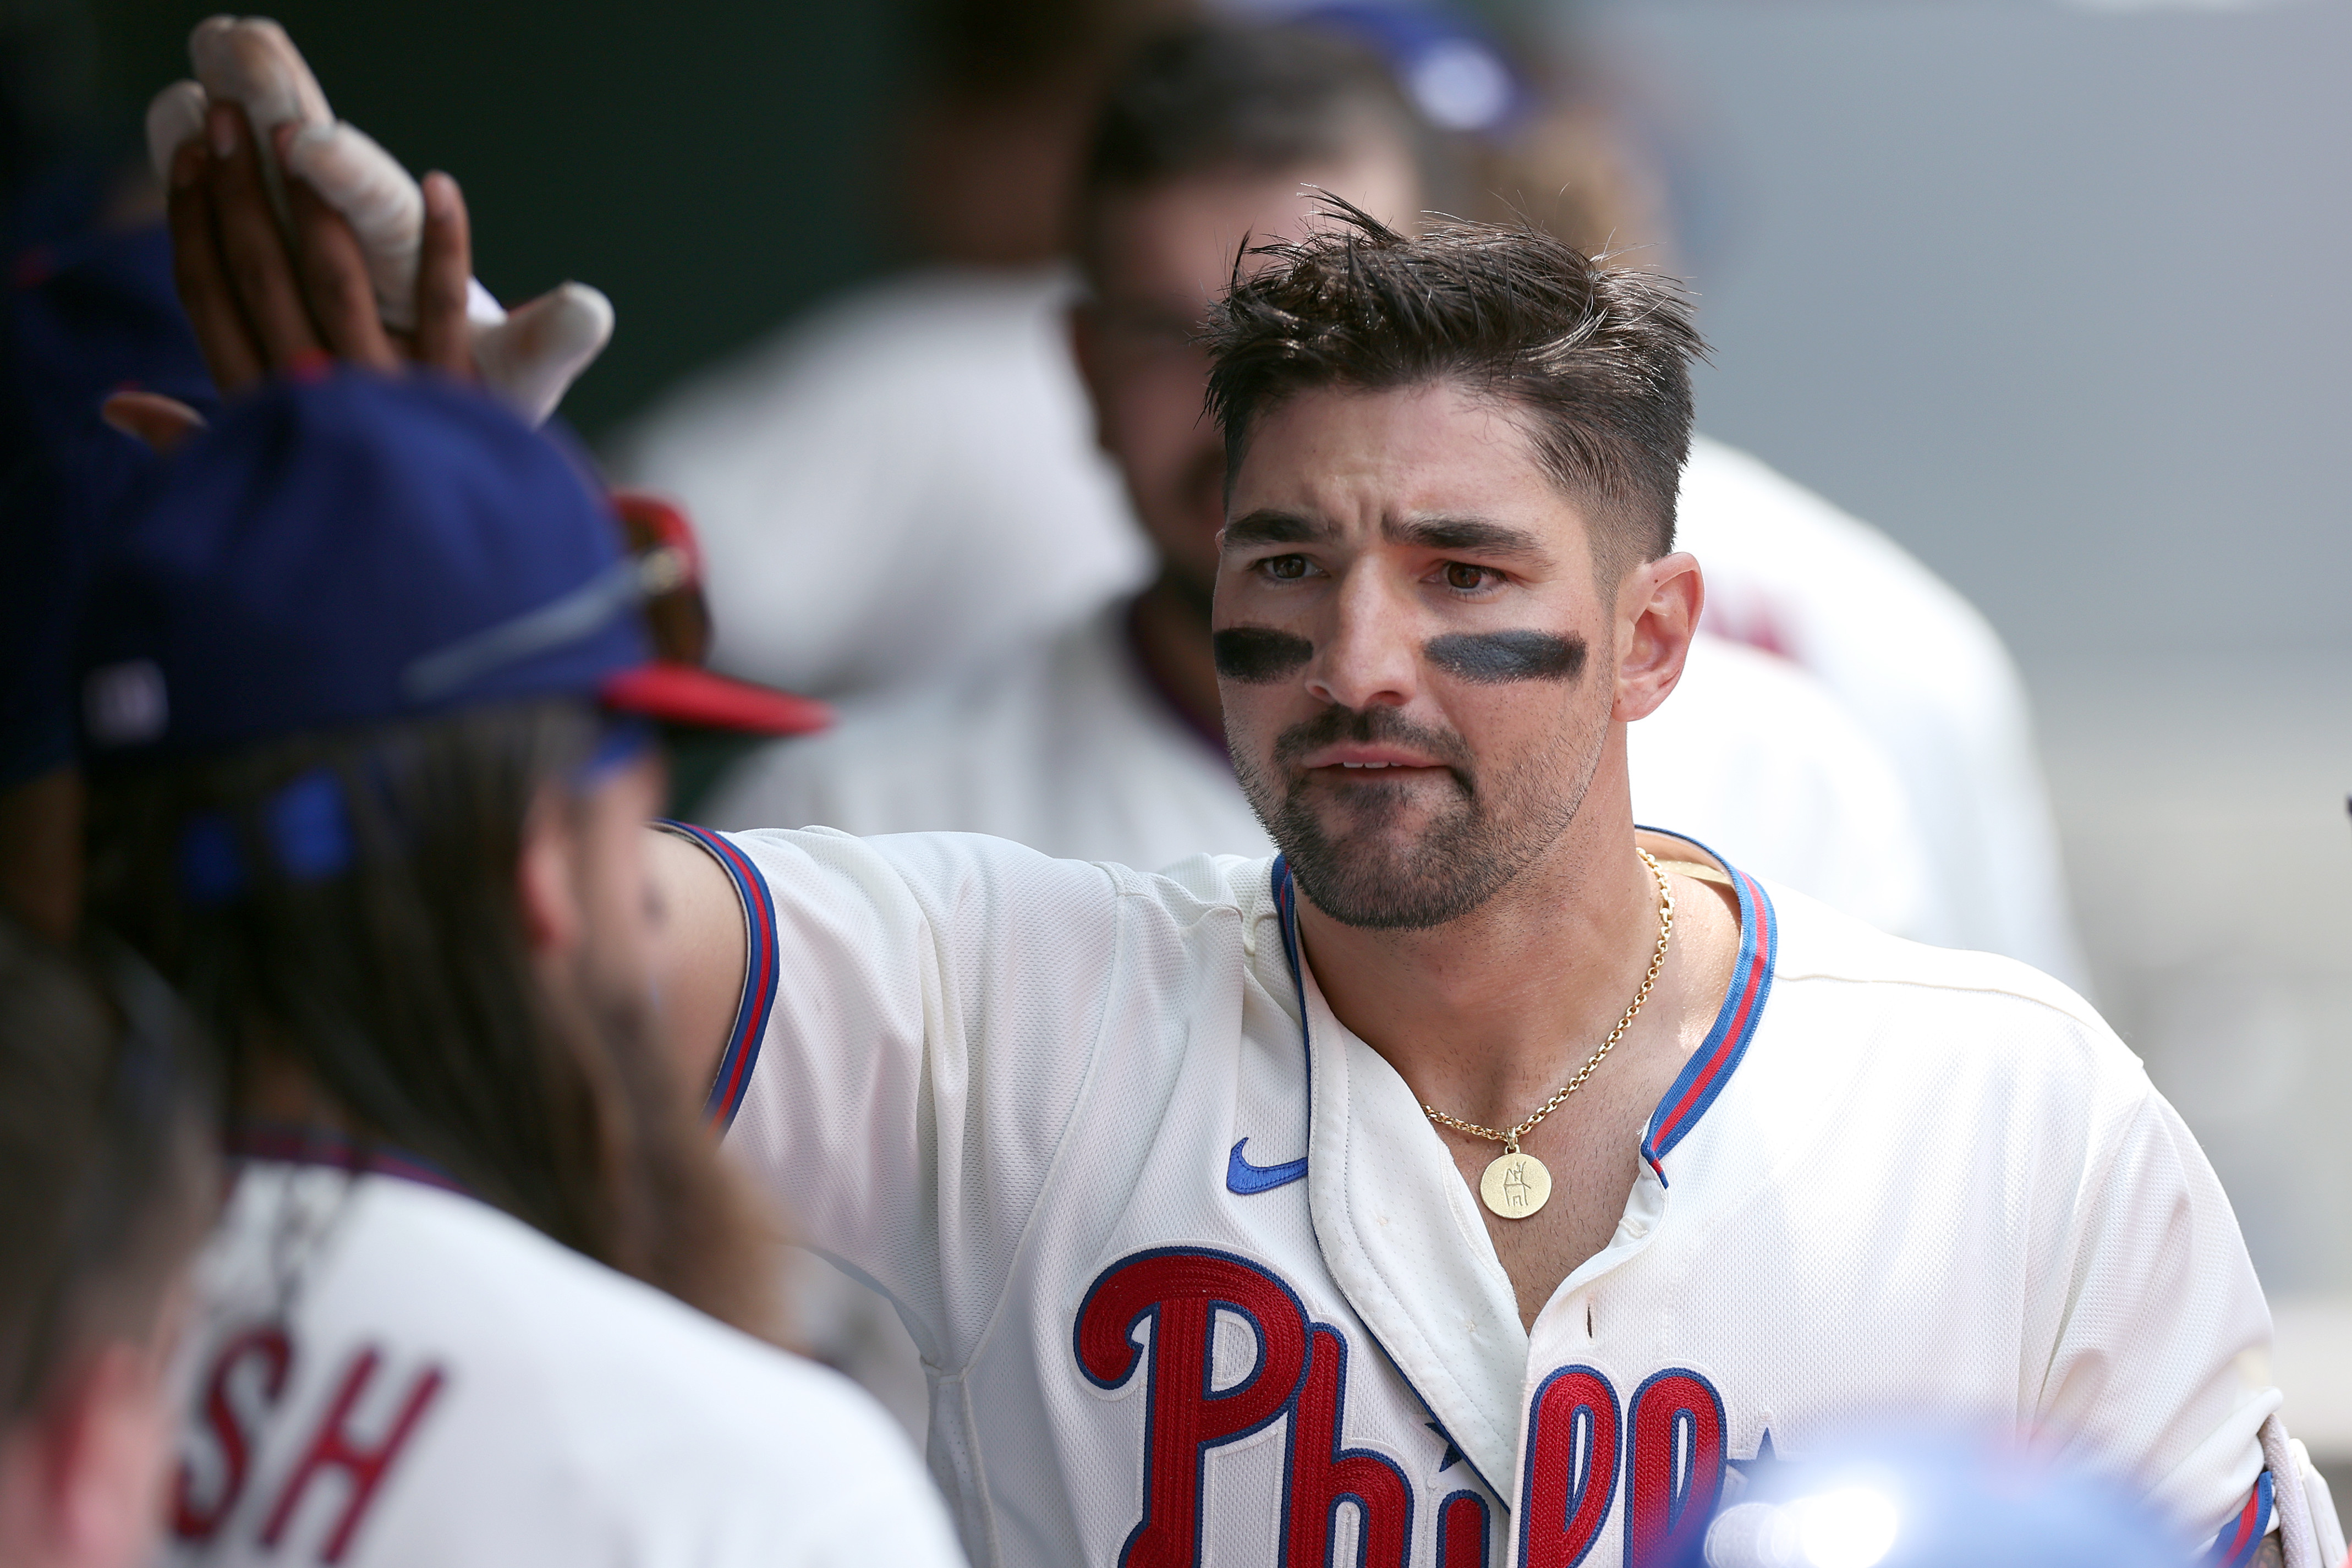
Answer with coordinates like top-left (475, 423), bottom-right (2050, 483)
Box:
top-left (1300, 744), bottom-right (1446, 772)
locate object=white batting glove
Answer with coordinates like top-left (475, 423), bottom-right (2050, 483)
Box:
top-left (144, 16), bottom-right (612, 426)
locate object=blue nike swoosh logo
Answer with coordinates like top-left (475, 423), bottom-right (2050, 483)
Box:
top-left (1226, 1138), bottom-right (1307, 1194)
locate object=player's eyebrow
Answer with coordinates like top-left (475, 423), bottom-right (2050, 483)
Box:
top-left (1224, 509), bottom-right (1339, 550)
top-left (1385, 514), bottom-right (1553, 563)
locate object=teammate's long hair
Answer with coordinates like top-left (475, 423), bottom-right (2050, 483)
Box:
top-left (85, 698), bottom-right (781, 1341)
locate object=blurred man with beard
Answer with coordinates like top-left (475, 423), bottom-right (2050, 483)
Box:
top-left (608, 0), bottom-right (1178, 703)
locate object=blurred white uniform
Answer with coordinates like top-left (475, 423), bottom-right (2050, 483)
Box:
top-left (708, 604), bottom-right (1930, 939)
top-left (608, 267), bottom-right (1150, 700)
top-left (616, 266), bottom-right (2077, 979)
top-left (1676, 437), bottom-right (2085, 986)
top-left (167, 1146), bottom-right (966, 1568)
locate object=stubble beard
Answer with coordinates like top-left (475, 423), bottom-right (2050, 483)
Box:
top-left (1233, 700), bottom-right (1608, 930)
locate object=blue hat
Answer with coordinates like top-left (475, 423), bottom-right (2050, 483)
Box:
top-left (73, 369), bottom-right (826, 764)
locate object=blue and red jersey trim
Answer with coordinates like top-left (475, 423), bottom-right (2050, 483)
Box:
top-left (1636, 833), bottom-right (1776, 1182)
top-left (226, 1122), bottom-right (471, 1198)
top-left (2204, 1471), bottom-right (2273, 1568)
top-left (660, 821), bottom-right (781, 1131)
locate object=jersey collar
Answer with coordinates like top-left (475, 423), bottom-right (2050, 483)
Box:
top-left (1633, 829), bottom-right (1778, 1183)
top-left (226, 1121), bottom-right (472, 1197)
top-left (1264, 832), bottom-right (1780, 1500)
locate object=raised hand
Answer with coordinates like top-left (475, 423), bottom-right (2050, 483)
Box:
top-left (141, 15), bottom-right (610, 425)
top-left (105, 100), bottom-right (475, 454)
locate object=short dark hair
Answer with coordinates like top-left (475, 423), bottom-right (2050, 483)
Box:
top-left (1202, 201), bottom-right (1704, 577)
top-left (1077, 21), bottom-right (1461, 271)
top-left (0, 920), bottom-right (215, 1419)
top-left (86, 700), bottom-right (774, 1336)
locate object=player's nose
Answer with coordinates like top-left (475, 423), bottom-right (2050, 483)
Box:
top-left (1304, 566), bottom-right (1420, 711)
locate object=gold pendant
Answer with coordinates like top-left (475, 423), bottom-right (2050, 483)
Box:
top-left (1479, 1147), bottom-right (1553, 1219)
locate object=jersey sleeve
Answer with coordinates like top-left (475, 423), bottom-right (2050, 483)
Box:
top-left (687, 825), bottom-right (1129, 1372)
top-left (2032, 1082), bottom-right (2280, 1556)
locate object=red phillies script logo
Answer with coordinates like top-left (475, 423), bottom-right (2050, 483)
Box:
top-left (1076, 1248), bottom-right (1726, 1568)
top-left (1516, 1364), bottom-right (1725, 1568)
top-left (174, 1324), bottom-right (446, 1562)
top-left (1076, 1248), bottom-right (1420, 1568)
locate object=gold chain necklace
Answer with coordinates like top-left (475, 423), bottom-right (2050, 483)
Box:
top-left (1423, 848), bottom-right (1675, 1220)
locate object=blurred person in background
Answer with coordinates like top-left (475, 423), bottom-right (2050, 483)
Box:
top-left (1341, 6), bottom-right (2086, 980)
top-left (81, 115), bottom-right (964, 1566)
top-left (608, 0), bottom-right (1182, 701)
top-left (705, 18), bottom-right (1934, 945)
top-left (0, 922), bottom-right (216, 1568)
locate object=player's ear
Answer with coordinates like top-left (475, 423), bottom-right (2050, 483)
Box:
top-left (0, 1339), bottom-right (179, 1567)
top-left (515, 781), bottom-right (584, 958)
top-left (1612, 550), bottom-right (1702, 724)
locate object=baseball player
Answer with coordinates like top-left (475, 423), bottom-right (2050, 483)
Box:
top-left (0, 922), bottom-right (217, 1568)
top-left (73, 124), bottom-right (963, 1561)
top-left (706, 20), bottom-right (1934, 944)
top-left (146, 42), bottom-right (2328, 1568)
top-left (665, 212), bottom-right (2316, 1565)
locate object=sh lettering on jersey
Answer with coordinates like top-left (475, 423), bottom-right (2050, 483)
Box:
top-left (1077, 1247), bottom-right (1725, 1568)
top-left (174, 1324), bottom-right (446, 1563)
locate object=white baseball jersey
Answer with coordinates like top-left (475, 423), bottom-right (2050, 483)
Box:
top-left (707, 605), bottom-right (1931, 939)
top-left (165, 1134), bottom-right (967, 1567)
top-left (669, 820), bottom-right (2279, 1568)
top-left (1677, 436), bottom-right (2085, 986)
